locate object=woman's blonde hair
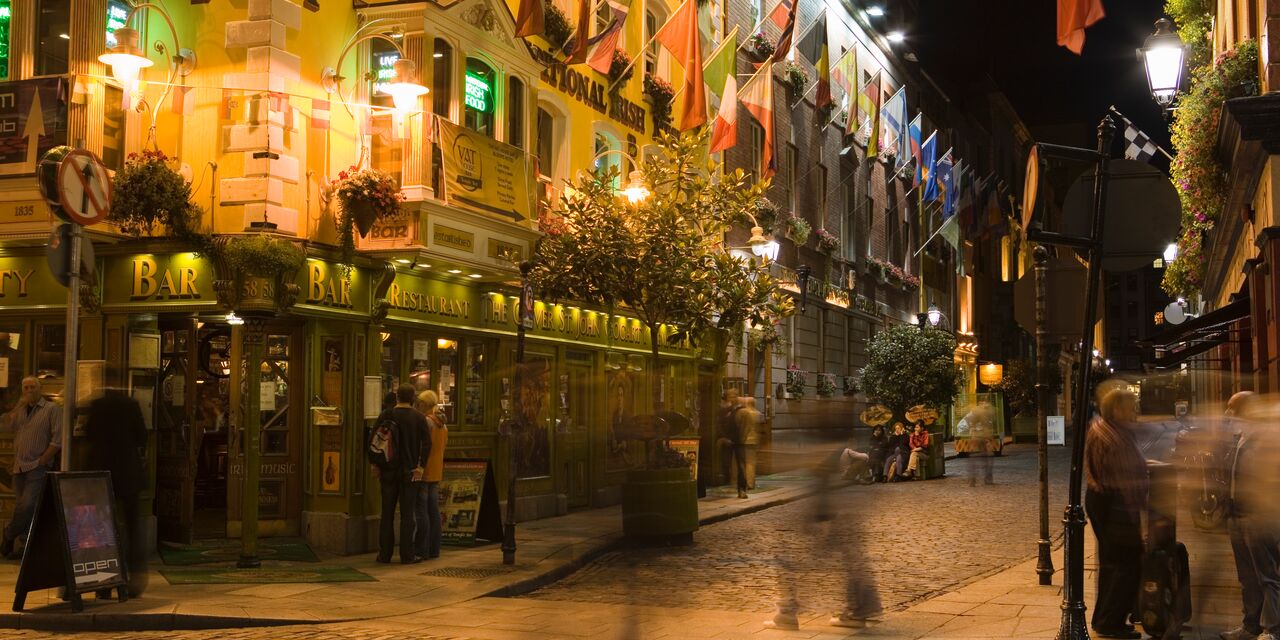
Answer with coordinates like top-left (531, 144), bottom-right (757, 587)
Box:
top-left (417, 390), bottom-right (439, 410)
top-left (1099, 387), bottom-right (1137, 424)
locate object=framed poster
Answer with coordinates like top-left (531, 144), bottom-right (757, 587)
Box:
top-left (128, 333), bottom-right (160, 370)
top-left (439, 460), bottom-right (502, 546)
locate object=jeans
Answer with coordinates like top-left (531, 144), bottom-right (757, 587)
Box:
top-left (378, 472), bottom-right (416, 562)
top-left (1229, 514), bottom-right (1280, 634)
top-left (414, 481), bottom-right (441, 558)
top-left (4, 464), bottom-right (48, 543)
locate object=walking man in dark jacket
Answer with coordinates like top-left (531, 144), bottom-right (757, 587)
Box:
top-left (369, 384), bottom-right (429, 564)
top-left (84, 389), bottom-right (149, 597)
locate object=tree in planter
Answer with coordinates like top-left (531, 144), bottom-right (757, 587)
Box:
top-left (110, 149), bottom-right (205, 242)
top-left (532, 128), bottom-right (792, 416)
top-left (859, 324), bottom-right (964, 420)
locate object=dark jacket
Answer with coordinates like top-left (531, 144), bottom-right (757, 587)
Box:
top-left (888, 431), bottom-right (910, 454)
top-left (84, 391), bottom-right (148, 500)
top-left (375, 406), bottom-right (429, 478)
top-left (868, 431), bottom-right (890, 457)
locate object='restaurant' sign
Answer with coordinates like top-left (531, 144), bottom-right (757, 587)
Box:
top-left (0, 78), bottom-right (68, 177)
top-left (437, 118), bottom-right (536, 225)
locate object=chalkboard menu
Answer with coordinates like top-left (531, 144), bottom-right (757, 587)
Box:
top-left (13, 472), bottom-right (129, 612)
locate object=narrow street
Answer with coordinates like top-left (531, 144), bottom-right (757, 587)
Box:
top-left (6, 444), bottom-right (1072, 639)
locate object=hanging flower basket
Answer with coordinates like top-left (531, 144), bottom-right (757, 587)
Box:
top-left (815, 228), bottom-right (841, 256)
top-left (782, 212), bottom-right (810, 245)
top-left (784, 61), bottom-right (808, 103)
top-left (608, 48), bottom-right (634, 86)
top-left (109, 149), bottom-right (204, 240)
top-left (643, 74), bottom-right (674, 133)
top-left (332, 166), bottom-right (404, 267)
top-left (747, 32), bottom-right (775, 61)
top-left (816, 373), bottom-right (837, 398)
top-left (784, 367), bottom-right (806, 398)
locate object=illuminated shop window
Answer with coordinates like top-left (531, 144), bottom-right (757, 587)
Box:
top-left (36, 0), bottom-right (71, 76)
top-left (369, 38), bottom-right (403, 185)
top-left (103, 85), bottom-right (127, 171)
top-left (106, 0), bottom-right (129, 47)
top-left (0, 0), bottom-right (11, 80)
top-left (464, 58), bottom-right (494, 138)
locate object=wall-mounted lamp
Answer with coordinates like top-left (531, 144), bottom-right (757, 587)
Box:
top-left (98, 3), bottom-right (196, 113)
top-left (591, 149), bottom-right (650, 204)
top-left (322, 23), bottom-right (428, 117)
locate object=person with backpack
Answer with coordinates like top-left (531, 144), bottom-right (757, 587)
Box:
top-left (368, 384), bottom-right (428, 564)
top-left (414, 390), bottom-right (449, 560)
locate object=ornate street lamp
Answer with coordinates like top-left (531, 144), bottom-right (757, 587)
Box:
top-left (591, 149), bottom-right (651, 205)
top-left (1139, 19), bottom-right (1187, 109)
top-left (322, 23), bottom-right (429, 117)
top-left (97, 3), bottom-right (196, 111)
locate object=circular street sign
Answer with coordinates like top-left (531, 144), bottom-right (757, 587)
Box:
top-left (1021, 145), bottom-right (1040, 228)
top-left (55, 149), bottom-right (112, 226)
top-left (1061, 159), bottom-right (1180, 271)
top-left (1164, 302), bottom-right (1186, 325)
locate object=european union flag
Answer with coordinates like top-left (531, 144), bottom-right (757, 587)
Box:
top-left (921, 132), bottom-right (938, 201)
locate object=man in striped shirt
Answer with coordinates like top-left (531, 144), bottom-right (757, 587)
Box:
top-left (1, 376), bottom-right (63, 559)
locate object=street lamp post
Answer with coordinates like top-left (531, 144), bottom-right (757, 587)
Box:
top-left (502, 261), bottom-right (533, 565)
top-left (1034, 245), bottom-right (1054, 586)
top-left (1138, 19), bottom-right (1187, 111)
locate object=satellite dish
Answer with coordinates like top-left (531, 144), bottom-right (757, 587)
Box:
top-left (1164, 302), bottom-right (1186, 325)
top-left (1061, 159), bottom-right (1180, 271)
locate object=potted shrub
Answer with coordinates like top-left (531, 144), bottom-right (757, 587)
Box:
top-left (815, 228), bottom-right (840, 256)
top-left (842, 375), bottom-right (859, 397)
top-left (746, 32), bottom-right (775, 61)
top-left (782, 211), bottom-right (810, 245)
top-left (109, 149), bottom-right (204, 240)
top-left (332, 166), bottom-right (404, 267)
top-left (642, 74), bottom-right (674, 133)
top-left (212, 234), bottom-right (307, 313)
top-left (543, 3), bottom-right (573, 50)
top-left (784, 61), bottom-right (808, 103)
top-left (816, 373), bottom-right (837, 398)
top-left (608, 48), bottom-right (634, 87)
top-left (620, 433), bottom-right (699, 542)
top-left (784, 365), bottom-right (805, 399)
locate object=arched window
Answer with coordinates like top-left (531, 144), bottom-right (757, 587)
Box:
top-left (508, 76), bottom-right (525, 149)
top-left (537, 102), bottom-right (568, 212)
top-left (464, 57), bottom-right (496, 137)
top-left (432, 39), bottom-right (453, 118)
top-left (593, 126), bottom-right (621, 190)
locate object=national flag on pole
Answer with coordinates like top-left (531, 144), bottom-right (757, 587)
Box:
top-left (1057, 0), bottom-right (1105, 54)
top-left (740, 61), bottom-right (775, 178)
top-left (938, 151), bottom-right (957, 216)
top-left (880, 86), bottom-right (907, 166)
top-left (921, 131), bottom-right (939, 200)
top-left (654, 0), bottom-right (706, 130)
top-left (797, 12), bottom-right (831, 110)
top-left (938, 214), bottom-right (960, 251)
top-left (770, 0), bottom-right (798, 62)
top-left (857, 71), bottom-right (881, 157)
top-left (908, 114), bottom-right (923, 185)
top-left (709, 73), bottom-right (737, 153)
top-left (564, 0), bottom-right (593, 64)
top-left (311, 98), bottom-right (331, 130)
top-left (170, 85), bottom-right (195, 115)
top-left (515, 0), bottom-right (545, 38)
top-left (831, 47), bottom-right (857, 98)
top-left (703, 27), bottom-right (738, 101)
top-left (1120, 117), bottom-right (1161, 162)
top-left (586, 0), bottom-right (631, 74)
top-left (767, 0), bottom-right (792, 30)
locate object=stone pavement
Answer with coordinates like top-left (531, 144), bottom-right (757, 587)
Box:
top-left (0, 466), bottom-right (824, 632)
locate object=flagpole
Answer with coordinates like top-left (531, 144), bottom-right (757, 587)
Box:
top-left (1108, 105), bottom-right (1175, 161)
top-left (670, 26), bottom-right (739, 102)
top-left (914, 212), bottom-right (955, 257)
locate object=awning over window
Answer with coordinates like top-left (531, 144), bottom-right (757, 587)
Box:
top-left (1141, 298), bottom-right (1250, 369)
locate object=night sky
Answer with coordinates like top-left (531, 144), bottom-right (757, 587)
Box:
top-left (915, 0), bottom-right (1173, 157)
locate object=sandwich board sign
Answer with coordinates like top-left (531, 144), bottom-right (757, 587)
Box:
top-left (12, 471), bottom-right (129, 612)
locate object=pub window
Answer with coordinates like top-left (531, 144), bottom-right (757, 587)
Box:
top-left (0, 325), bottom-right (24, 413)
top-left (816, 164), bottom-right (827, 219)
top-left (368, 38), bottom-right (403, 185)
top-left (784, 144), bottom-right (797, 212)
top-left (103, 85), bottom-right (127, 171)
top-left (35, 323), bottom-right (65, 394)
top-left (595, 0), bottom-right (612, 36)
top-left (380, 332), bottom-right (403, 399)
top-left (508, 76), bottom-right (525, 149)
top-left (843, 178), bottom-right (857, 261)
top-left (36, 0), bottom-right (71, 76)
top-left (464, 58), bottom-right (496, 137)
top-left (644, 4), bottom-right (668, 80)
top-left (747, 121), bottom-right (763, 185)
top-left (432, 39), bottom-right (453, 118)
top-left (0, 0), bottom-right (10, 80)
top-left (593, 127), bottom-right (621, 189)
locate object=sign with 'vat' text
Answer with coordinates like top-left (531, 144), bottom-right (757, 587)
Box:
top-left (437, 118), bottom-right (535, 226)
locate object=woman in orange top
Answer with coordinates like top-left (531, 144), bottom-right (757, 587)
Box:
top-left (415, 390), bottom-right (449, 560)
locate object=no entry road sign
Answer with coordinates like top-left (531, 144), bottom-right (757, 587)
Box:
top-left (55, 149), bottom-right (112, 226)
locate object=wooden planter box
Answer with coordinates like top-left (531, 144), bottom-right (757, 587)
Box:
top-left (621, 467), bottom-right (697, 543)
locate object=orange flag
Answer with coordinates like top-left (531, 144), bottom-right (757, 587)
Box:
top-left (515, 0), bottom-right (544, 38)
top-left (654, 0), bottom-right (706, 130)
top-left (565, 0), bottom-right (592, 64)
top-left (1057, 0), bottom-right (1104, 55)
top-left (740, 61), bottom-right (775, 178)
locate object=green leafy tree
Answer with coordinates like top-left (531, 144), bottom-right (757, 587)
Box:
top-left (531, 129), bottom-right (794, 412)
top-left (859, 324), bottom-right (963, 419)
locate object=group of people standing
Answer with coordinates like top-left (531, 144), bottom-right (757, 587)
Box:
top-left (369, 384), bottom-right (450, 565)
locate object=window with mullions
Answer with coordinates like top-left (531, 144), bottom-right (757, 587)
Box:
top-left (36, 0), bottom-right (71, 76)
top-left (368, 39), bottom-right (403, 185)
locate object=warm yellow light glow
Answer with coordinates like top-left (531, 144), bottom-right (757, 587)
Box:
top-left (437, 338), bottom-right (457, 350)
top-left (98, 27), bottom-right (152, 94)
top-left (382, 58), bottom-right (429, 113)
top-left (978, 363), bottom-right (1003, 386)
top-left (621, 170), bottom-right (650, 204)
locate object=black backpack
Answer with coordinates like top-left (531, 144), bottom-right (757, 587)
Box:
top-left (368, 413), bottom-right (398, 470)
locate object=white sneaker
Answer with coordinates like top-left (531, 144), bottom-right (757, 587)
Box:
top-left (829, 616), bottom-right (866, 628)
top-left (1221, 628), bottom-right (1260, 640)
top-left (764, 615), bottom-right (799, 630)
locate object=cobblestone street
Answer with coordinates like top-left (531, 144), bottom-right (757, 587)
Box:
top-left (527, 445), bottom-right (1071, 616)
top-left (4, 445), bottom-right (1072, 639)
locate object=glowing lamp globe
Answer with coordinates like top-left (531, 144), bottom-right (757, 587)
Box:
top-left (98, 26), bottom-right (153, 91)
top-left (382, 58), bottom-right (429, 113)
top-left (1139, 19), bottom-right (1186, 107)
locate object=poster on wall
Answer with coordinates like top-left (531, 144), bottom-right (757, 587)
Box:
top-left (321, 452), bottom-right (341, 492)
top-left (439, 460), bottom-right (502, 546)
top-left (436, 118), bottom-right (535, 225)
top-left (667, 438), bottom-right (699, 482)
top-left (0, 78), bottom-right (69, 177)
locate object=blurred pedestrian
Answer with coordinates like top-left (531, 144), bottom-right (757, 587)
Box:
top-left (718, 390), bottom-right (741, 487)
top-left (1220, 391), bottom-right (1280, 640)
top-left (766, 449), bottom-right (882, 631)
top-left (414, 390), bottom-right (448, 560)
top-left (964, 404), bottom-right (996, 486)
top-left (1084, 387), bottom-right (1148, 639)
top-left (368, 384), bottom-right (427, 564)
top-left (0, 377), bottom-right (61, 559)
top-left (84, 389), bottom-right (148, 597)
top-left (736, 397), bottom-right (761, 497)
